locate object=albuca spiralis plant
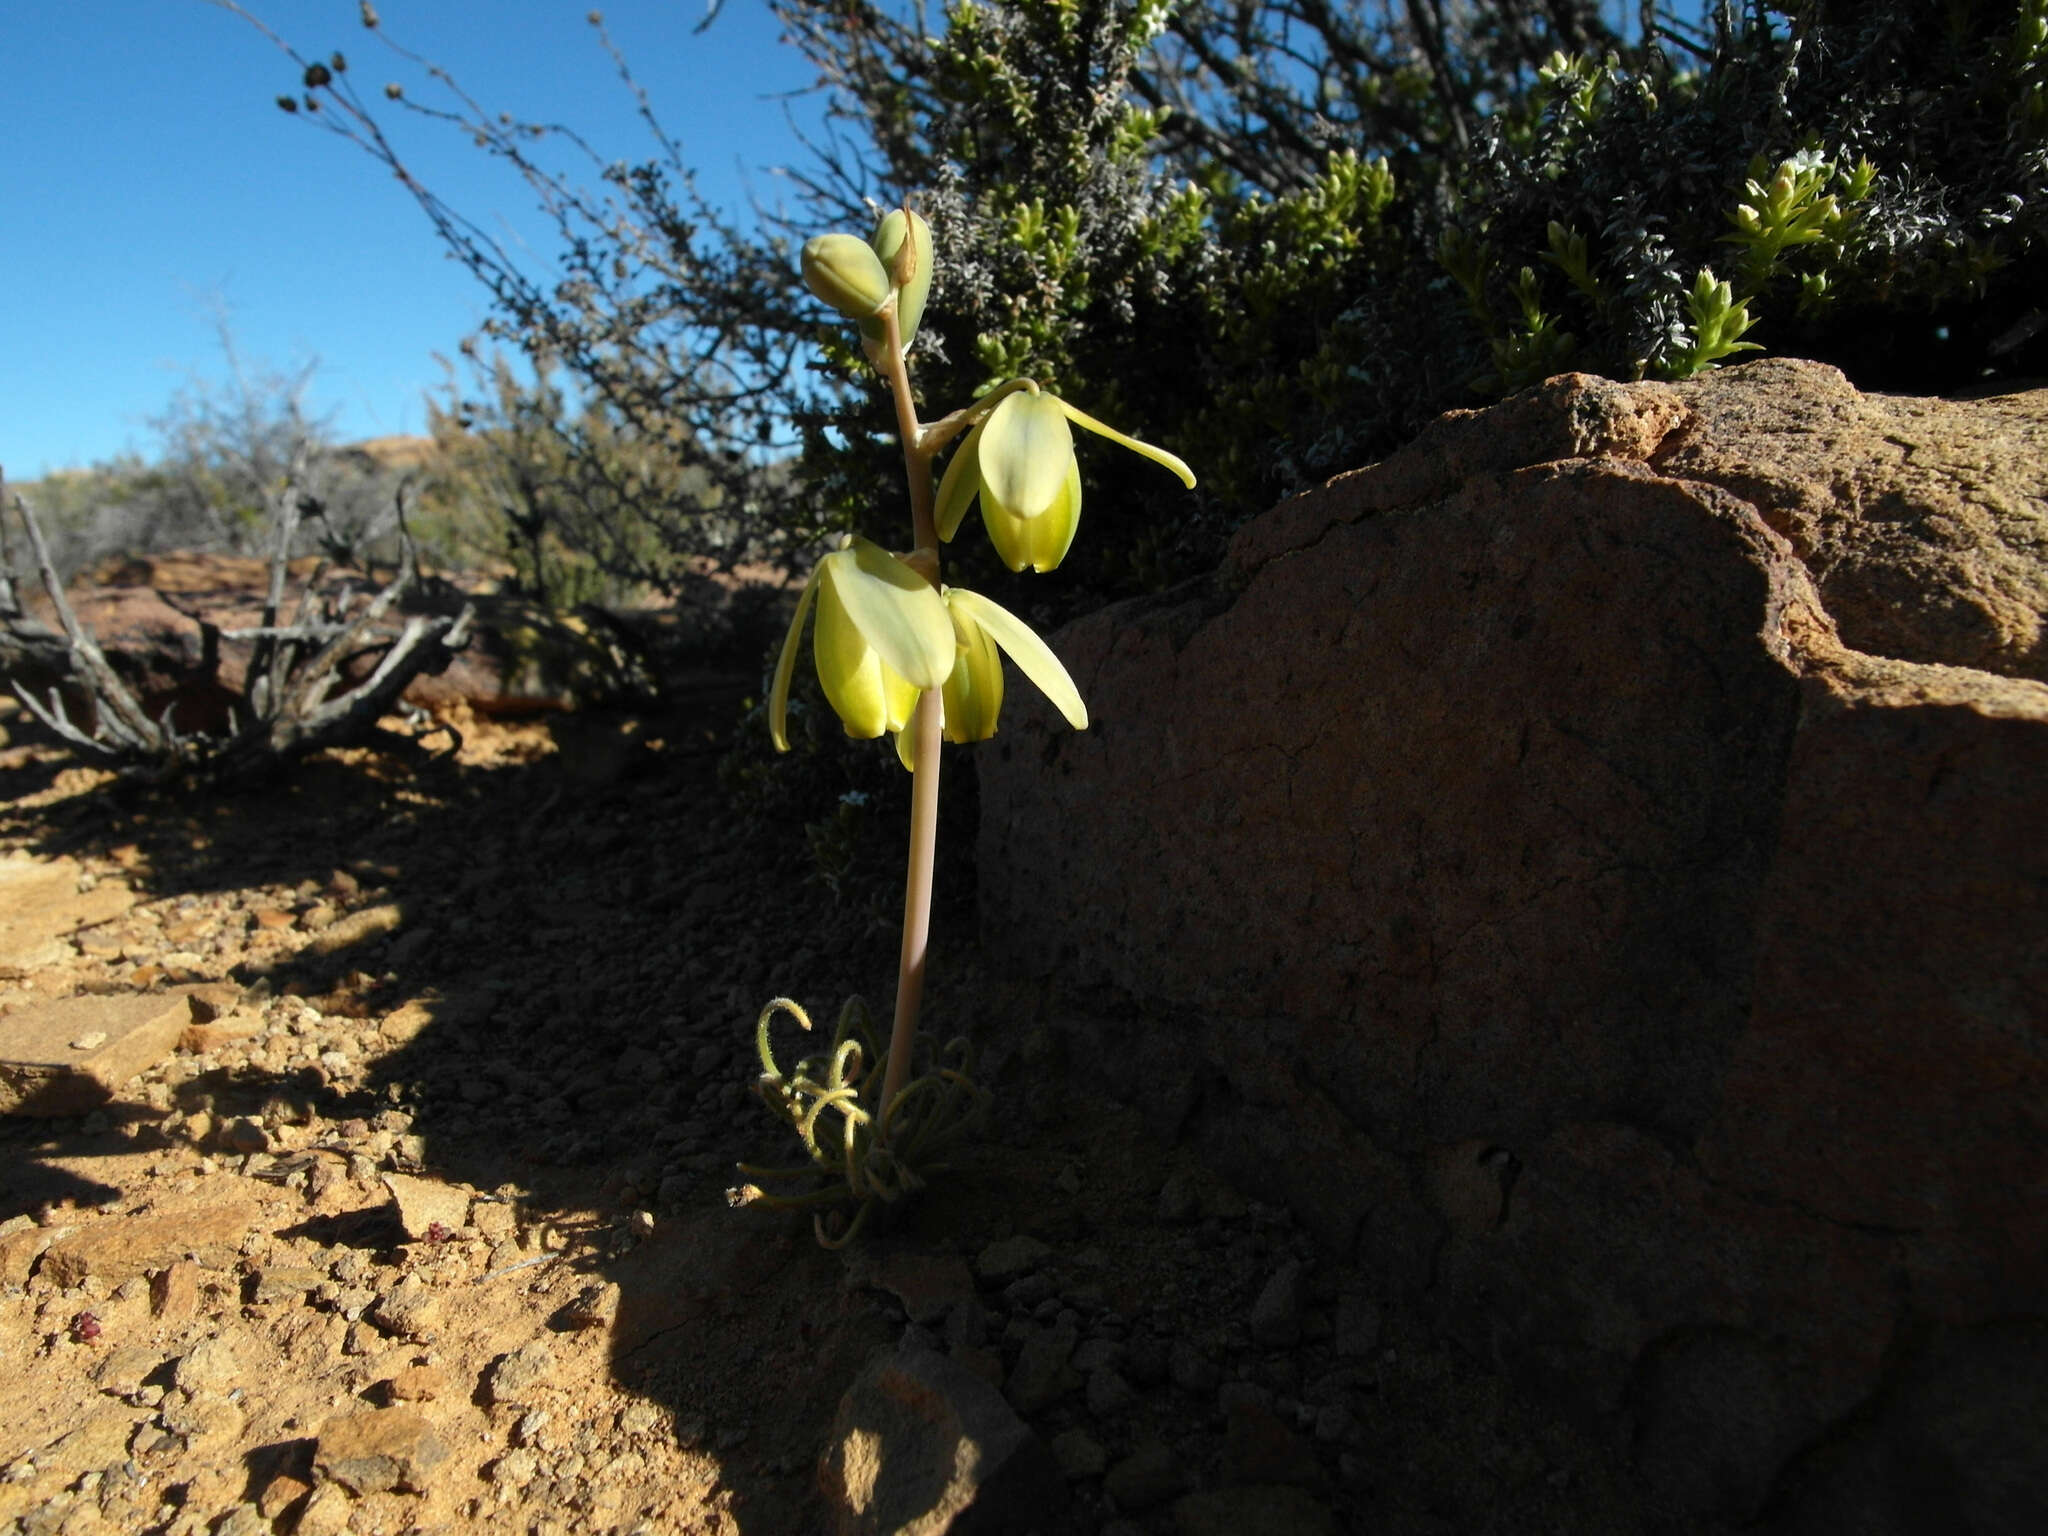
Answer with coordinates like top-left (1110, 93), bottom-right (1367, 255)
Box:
top-left (737, 203), bottom-right (1194, 1245)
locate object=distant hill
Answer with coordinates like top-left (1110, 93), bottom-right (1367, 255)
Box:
top-left (343, 434), bottom-right (438, 471)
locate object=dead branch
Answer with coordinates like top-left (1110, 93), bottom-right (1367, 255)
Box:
top-left (249, 533), bottom-right (475, 762)
top-left (0, 467), bottom-right (20, 620)
top-left (249, 446), bottom-right (313, 721)
top-left (1, 465), bottom-right (473, 782)
top-left (6, 487), bottom-right (179, 763)
top-left (0, 471), bottom-right (74, 680)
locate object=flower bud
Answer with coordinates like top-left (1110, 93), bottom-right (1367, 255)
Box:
top-left (802, 233), bottom-right (893, 320)
top-left (868, 209), bottom-right (933, 354)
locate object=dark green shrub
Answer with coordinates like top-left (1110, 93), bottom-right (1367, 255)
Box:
top-left (263, 0), bottom-right (2046, 615)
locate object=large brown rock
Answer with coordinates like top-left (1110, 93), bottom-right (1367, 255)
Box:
top-left (977, 360), bottom-right (2048, 1530)
top-left (312, 1407), bottom-right (447, 1495)
top-left (37, 1187), bottom-right (279, 1286)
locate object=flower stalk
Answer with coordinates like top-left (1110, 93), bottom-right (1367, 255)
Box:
top-left (875, 294), bottom-right (945, 1118)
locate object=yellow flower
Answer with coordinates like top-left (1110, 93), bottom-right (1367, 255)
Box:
top-left (935, 388), bottom-right (1196, 572)
top-left (768, 536), bottom-right (956, 749)
top-left (893, 587), bottom-right (1090, 771)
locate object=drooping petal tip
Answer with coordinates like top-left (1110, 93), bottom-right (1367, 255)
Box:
top-left (767, 570), bottom-right (821, 752)
top-left (1054, 397), bottom-right (1197, 488)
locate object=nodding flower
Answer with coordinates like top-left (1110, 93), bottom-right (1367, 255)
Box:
top-left (935, 386), bottom-right (1196, 573)
top-left (768, 535), bottom-right (955, 749)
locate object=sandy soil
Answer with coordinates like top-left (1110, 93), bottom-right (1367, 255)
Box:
top-left (0, 671), bottom-right (1682, 1536)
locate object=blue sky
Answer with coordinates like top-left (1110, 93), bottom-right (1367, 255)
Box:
top-left (2, 1), bottom-right (823, 479)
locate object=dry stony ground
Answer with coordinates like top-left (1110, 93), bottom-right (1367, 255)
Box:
top-left (0, 684), bottom-right (1686, 1536)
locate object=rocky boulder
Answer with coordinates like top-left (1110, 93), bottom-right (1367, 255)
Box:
top-left (977, 359), bottom-right (2048, 1531)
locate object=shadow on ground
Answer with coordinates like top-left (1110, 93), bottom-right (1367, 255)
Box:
top-left (0, 673), bottom-right (989, 1532)
top-left (1, 680), bottom-right (1680, 1536)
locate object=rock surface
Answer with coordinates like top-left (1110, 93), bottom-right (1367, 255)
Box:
top-left (382, 1172), bottom-right (470, 1242)
top-left (314, 1406), bottom-right (448, 1495)
top-left (818, 1342), bottom-right (1067, 1536)
top-left (977, 359), bottom-right (2048, 1530)
top-left (0, 987), bottom-right (229, 1115)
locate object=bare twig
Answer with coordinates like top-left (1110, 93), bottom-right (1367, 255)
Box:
top-left (7, 488), bottom-right (172, 762)
top-left (249, 444), bottom-right (312, 719)
top-left (2, 464), bottom-right (471, 780)
top-left (0, 467), bottom-right (21, 621)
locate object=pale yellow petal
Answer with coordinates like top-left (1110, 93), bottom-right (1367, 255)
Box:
top-left (934, 415), bottom-right (988, 544)
top-left (833, 536), bottom-right (956, 688)
top-left (978, 392), bottom-right (1074, 521)
top-left (982, 454), bottom-right (1080, 574)
top-left (939, 597), bottom-right (1005, 742)
top-left (881, 668), bottom-right (921, 735)
top-left (945, 587), bottom-right (1087, 731)
top-left (815, 557), bottom-right (890, 738)
top-left (979, 493), bottom-right (1030, 573)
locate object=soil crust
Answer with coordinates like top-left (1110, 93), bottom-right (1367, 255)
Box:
top-left (0, 647), bottom-right (1683, 1534)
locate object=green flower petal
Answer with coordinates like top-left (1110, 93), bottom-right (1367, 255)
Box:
top-left (830, 536), bottom-right (956, 689)
top-left (979, 392), bottom-right (1074, 522)
top-left (870, 209), bottom-right (933, 356)
top-left (1053, 398), bottom-right (1197, 488)
top-left (801, 233), bottom-right (892, 319)
top-left (934, 415), bottom-right (988, 544)
top-left (767, 567), bottom-right (820, 752)
top-left (945, 587), bottom-right (1087, 731)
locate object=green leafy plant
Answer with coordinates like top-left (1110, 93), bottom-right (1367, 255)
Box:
top-left (734, 204), bottom-right (1194, 1244)
top-left (1663, 267), bottom-right (1762, 380)
top-left (1722, 150), bottom-right (1872, 294)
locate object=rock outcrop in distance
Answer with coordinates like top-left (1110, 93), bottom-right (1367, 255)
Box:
top-left (978, 358), bottom-right (2048, 1531)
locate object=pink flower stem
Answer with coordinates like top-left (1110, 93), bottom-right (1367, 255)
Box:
top-left (876, 303), bottom-right (943, 1122)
